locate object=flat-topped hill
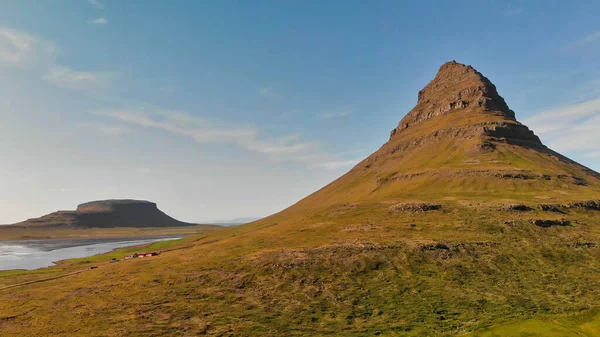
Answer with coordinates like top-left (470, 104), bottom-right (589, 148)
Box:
top-left (75, 199), bottom-right (158, 213)
top-left (4, 199), bottom-right (195, 229)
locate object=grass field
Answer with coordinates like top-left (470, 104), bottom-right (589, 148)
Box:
top-left (1, 105), bottom-right (599, 335)
top-left (466, 308), bottom-right (600, 336)
top-left (0, 199), bottom-right (598, 336)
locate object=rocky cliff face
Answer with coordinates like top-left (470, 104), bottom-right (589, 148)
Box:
top-left (388, 61), bottom-right (542, 149)
top-left (8, 199), bottom-right (194, 229)
top-left (76, 200), bottom-right (158, 214)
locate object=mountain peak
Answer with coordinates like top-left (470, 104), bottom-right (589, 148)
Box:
top-left (423, 61), bottom-right (513, 116)
top-left (389, 61), bottom-right (541, 148)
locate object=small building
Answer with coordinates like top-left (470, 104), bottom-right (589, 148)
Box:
top-left (123, 252), bottom-right (161, 260)
top-left (138, 252), bottom-right (160, 257)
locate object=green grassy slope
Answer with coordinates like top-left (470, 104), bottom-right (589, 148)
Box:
top-left (1, 187), bottom-right (597, 336)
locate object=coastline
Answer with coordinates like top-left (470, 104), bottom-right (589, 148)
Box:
top-left (0, 236), bottom-right (185, 272)
top-left (0, 224), bottom-right (221, 241)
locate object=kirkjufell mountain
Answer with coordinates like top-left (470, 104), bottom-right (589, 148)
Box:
top-left (2, 62), bottom-right (599, 337)
top-left (291, 60), bottom-right (600, 211)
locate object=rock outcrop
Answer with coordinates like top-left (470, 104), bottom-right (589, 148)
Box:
top-left (388, 61), bottom-right (542, 149)
top-left (7, 199), bottom-right (195, 229)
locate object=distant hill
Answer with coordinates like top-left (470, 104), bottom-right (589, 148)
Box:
top-left (3, 199), bottom-right (197, 229)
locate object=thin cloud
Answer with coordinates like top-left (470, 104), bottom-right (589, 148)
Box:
top-left (524, 98), bottom-right (600, 134)
top-left (0, 26), bottom-right (358, 170)
top-left (569, 31), bottom-right (600, 48)
top-left (42, 65), bottom-right (119, 93)
top-left (525, 97), bottom-right (600, 156)
top-left (0, 28), bottom-right (34, 65)
top-left (88, 18), bottom-right (108, 25)
top-left (0, 27), bottom-right (55, 67)
top-left (97, 108), bottom-right (314, 158)
top-left (258, 86), bottom-right (280, 98)
top-left (0, 27), bottom-right (112, 92)
top-left (97, 107), bottom-right (360, 168)
top-left (317, 106), bottom-right (353, 120)
top-left (87, 0), bottom-right (104, 9)
top-left (43, 66), bottom-right (100, 88)
top-left (584, 151), bottom-right (600, 158)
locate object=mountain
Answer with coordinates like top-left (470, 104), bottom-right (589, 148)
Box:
top-left (3, 199), bottom-right (196, 229)
top-left (291, 61), bottom-right (600, 211)
top-left (1, 62), bottom-right (599, 337)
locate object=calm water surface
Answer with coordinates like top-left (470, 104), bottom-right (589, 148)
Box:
top-left (0, 236), bottom-right (180, 271)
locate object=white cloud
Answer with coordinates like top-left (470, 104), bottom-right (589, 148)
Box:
top-left (87, 0), bottom-right (104, 9)
top-left (97, 107), bottom-right (360, 168)
top-left (524, 98), bottom-right (600, 134)
top-left (135, 168), bottom-right (151, 174)
top-left (318, 106), bottom-right (352, 119)
top-left (88, 17), bottom-right (108, 25)
top-left (0, 27), bottom-right (359, 171)
top-left (0, 28), bottom-right (54, 67)
top-left (97, 108), bottom-right (312, 157)
top-left (258, 86), bottom-right (279, 98)
top-left (585, 151), bottom-right (600, 158)
top-left (0, 28), bottom-right (34, 65)
top-left (43, 65), bottom-right (101, 89)
top-left (525, 98), bottom-right (600, 155)
top-left (0, 27), bottom-right (111, 92)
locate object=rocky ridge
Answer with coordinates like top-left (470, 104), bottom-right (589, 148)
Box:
top-left (389, 61), bottom-right (542, 148)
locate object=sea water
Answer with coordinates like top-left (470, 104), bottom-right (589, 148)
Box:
top-left (0, 236), bottom-right (180, 271)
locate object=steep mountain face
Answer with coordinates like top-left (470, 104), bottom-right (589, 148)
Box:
top-left (291, 61), bottom-right (600, 210)
top-left (6, 199), bottom-right (195, 228)
top-left (390, 61), bottom-right (539, 146)
top-left (1, 62), bottom-right (599, 337)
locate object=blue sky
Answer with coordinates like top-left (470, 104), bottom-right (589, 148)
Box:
top-left (0, 1), bottom-right (599, 223)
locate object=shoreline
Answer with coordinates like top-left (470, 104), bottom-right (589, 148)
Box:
top-left (0, 235), bottom-right (188, 289)
top-left (0, 236), bottom-right (185, 273)
top-left (0, 224), bottom-right (221, 241)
